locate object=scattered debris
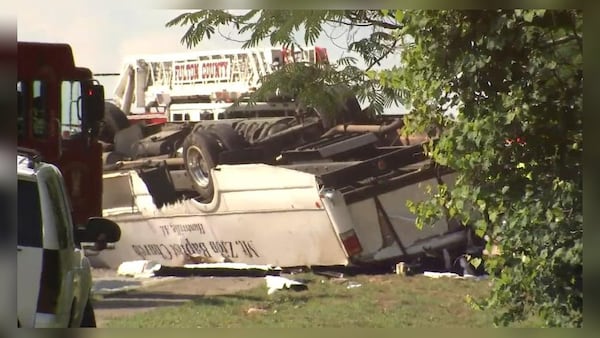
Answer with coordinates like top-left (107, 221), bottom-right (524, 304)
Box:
top-left (265, 275), bottom-right (308, 295)
top-left (246, 307), bottom-right (268, 315)
top-left (92, 280), bottom-right (143, 295)
top-left (116, 260), bottom-right (161, 278)
top-left (423, 271), bottom-right (489, 281)
top-left (346, 281), bottom-right (362, 289)
top-left (329, 277), bottom-right (349, 284)
top-left (395, 262), bottom-right (408, 276)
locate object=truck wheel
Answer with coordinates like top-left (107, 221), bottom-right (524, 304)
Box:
top-left (242, 121), bottom-right (261, 142)
top-left (268, 120), bottom-right (291, 136)
top-left (80, 298), bottom-right (96, 327)
top-left (209, 124), bottom-right (249, 150)
top-left (249, 121), bottom-right (271, 143)
top-left (99, 102), bottom-right (130, 144)
top-left (183, 130), bottom-right (221, 201)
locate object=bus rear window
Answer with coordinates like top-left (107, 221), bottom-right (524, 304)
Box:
top-left (18, 179), bottom-right (43, 247)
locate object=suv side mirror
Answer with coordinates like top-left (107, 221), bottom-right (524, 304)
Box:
top-left (75, 217), bottom-right (121, 251)
top-left (81, 81), bottom-right (105, 135)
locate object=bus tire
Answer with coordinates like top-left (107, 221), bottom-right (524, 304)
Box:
top-left (182, 130), bottom-right (221, 202)
top-left (99, 102), bottom-right (130, 143)
top-left (209, 124), bottom-right (249, 151)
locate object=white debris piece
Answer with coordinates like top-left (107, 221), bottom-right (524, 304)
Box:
top-left (423, 271), bottom-right (489, 281)
top-left (116, 260), bottom-right (161, 278)
top-left (346, 281), bottom-right (362, 289)
top-left (265, 275), bottom-right (308, 295)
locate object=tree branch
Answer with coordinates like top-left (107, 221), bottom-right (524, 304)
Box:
top-left (542, 35), bottom-right (579, 49)
top-left (217, 26), bottom-right (248, 43)
top-left (364, 39), bottom-right (399, 72)
top-left (365, 17), bottom-right (403, 30)
top-left (343, 11), bottom-right (403, 30)
top-left (569, 11), bottom-right (583, 54)
top-left (323, 22), bottom-right (352, 50)
top-left (324, 18), bottom-right (372, 27)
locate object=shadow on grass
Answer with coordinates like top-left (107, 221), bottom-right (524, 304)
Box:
top-left (102, 291), bottom-right (209, 300)
top-left (94, 292), bottom-right (230, 310)
top-left (94, 283), bottom-right (352, 311)
top-left (190, 292), bottom-right (353, 306)
top-left (94, 298), bottom-right (195, 309)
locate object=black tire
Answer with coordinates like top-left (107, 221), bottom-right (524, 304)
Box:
top-left (265, 120), bottom-right (291, 137)
top-left (99, 102), bottom-right (130, 143)
top-left (242, 121), bottom-right (261, 142)
top-left (209, 124), bottom-right (249, 150)
top-left (249, 121), bottom-right (271, 143)
top-left (113, 123), bottom-right (144, 159)
top-left (182, 130), bottom-right (222, 202)
top-left (80, 298), bottom-right (96, 327)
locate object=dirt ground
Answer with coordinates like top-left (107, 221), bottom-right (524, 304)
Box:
top-left (92, 268), bottom-right (265, 327)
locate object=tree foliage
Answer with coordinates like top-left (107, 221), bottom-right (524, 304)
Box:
top-left (167, 9), bottom-right (583, 327)
top-left (166, 10), bottom-right (406, 115)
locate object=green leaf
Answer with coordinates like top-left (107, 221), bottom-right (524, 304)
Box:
top-left (394, 10), bottom-right (404, 23)
top-left (489, 210), bottom-right (499, 223)
top-left (545, 209), bottom-right (554, 222)
top-left (470, 257), bottom-right (483, 269)
top-left (477, 199), bottom-right (487, 211)
top-left (475, 226), bottom-right (486, 238)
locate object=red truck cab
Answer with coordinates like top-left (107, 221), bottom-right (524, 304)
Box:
top-left (17, 42), bottom-right (105, 227)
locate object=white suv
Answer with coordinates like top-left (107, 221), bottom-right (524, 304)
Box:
top-left (17, 151), bottom-right (120, 328)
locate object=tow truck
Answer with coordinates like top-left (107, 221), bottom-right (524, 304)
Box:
top-left (108, 45), bottom-right (329, 122)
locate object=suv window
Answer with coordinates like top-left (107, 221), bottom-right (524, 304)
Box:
top-left (18, 179), bottom-right (43, 247)
top-left (44, 172), bottom-right (72, 249)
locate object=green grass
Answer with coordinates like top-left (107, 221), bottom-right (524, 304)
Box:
top-left (104, 273), bottom-right (542, 328)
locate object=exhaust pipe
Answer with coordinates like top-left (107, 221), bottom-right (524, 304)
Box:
top-left (321, 118), bottom-right (431, 145)
top-left (321, 118), bottom-right (405, 138)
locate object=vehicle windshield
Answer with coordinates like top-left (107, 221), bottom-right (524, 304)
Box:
top-left (18, 179), bottom-right (43, 247)
top-left (60, 81), bottom-right (83, 139)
